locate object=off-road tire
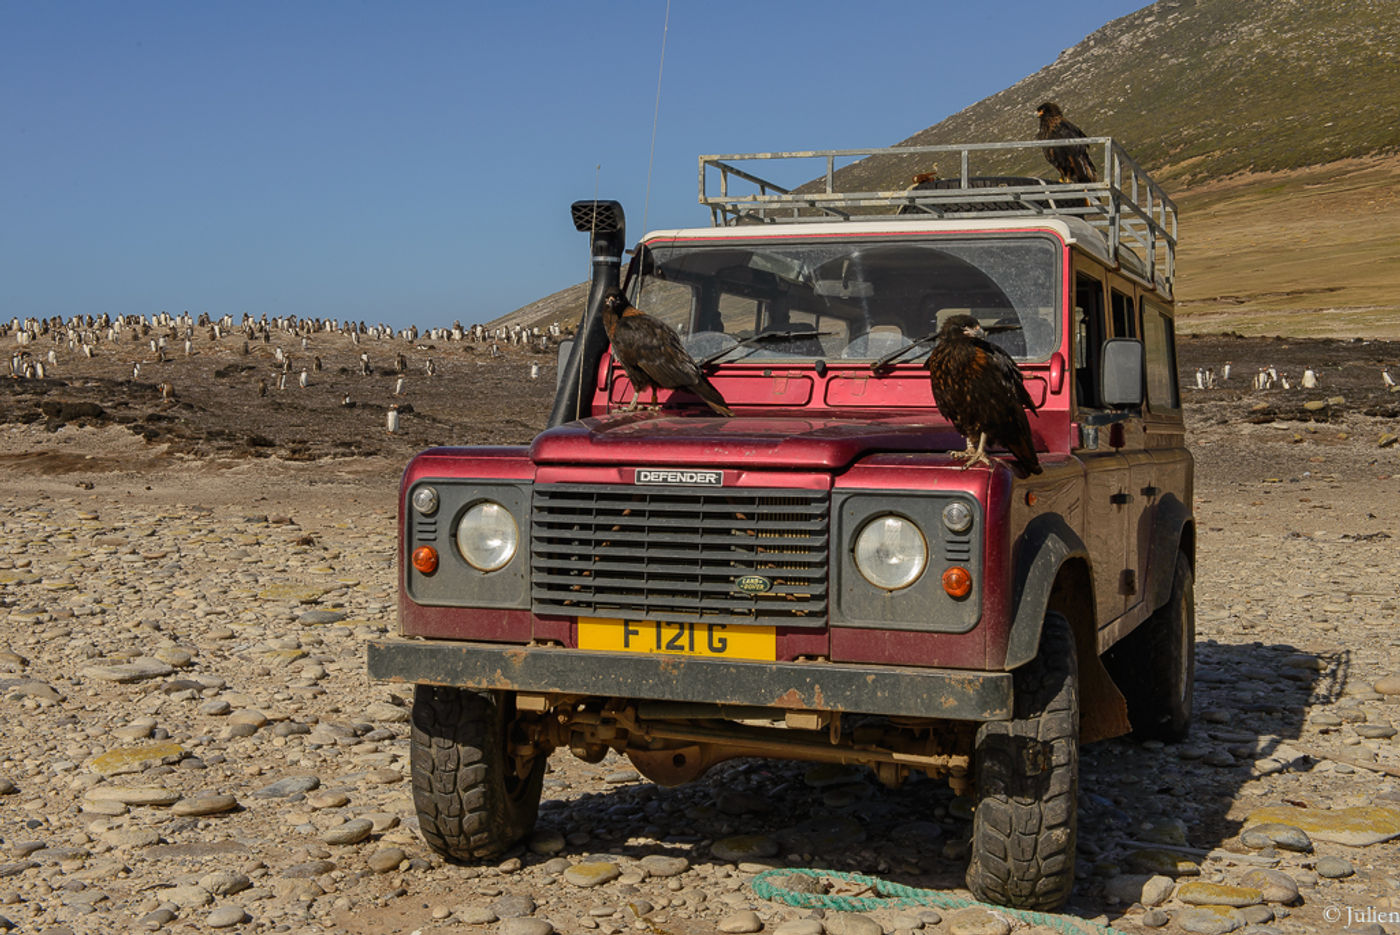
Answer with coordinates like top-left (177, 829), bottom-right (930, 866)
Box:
top-left (1105, 551), bottom-right (1194, 742)
top-left (966, 612), bottom-right (1078, 910)
top-left (410, 685), bottom-right (545, 861)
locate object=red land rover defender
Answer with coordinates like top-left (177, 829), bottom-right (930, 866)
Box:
top-left (368, 140), bottom-right (1195, 910)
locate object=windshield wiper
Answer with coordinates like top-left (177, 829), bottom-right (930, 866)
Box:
top-left (870, 332), bottom-right (938, 372)
top-left (700, 329), bottom-right (835, 367)
top-left (869, 321), bottom-right (1025, 372)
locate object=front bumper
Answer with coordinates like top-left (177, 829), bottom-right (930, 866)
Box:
top-left (367, 639), bottom-right (1013, 721)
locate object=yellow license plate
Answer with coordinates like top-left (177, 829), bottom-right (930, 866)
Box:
top-left (577, 617), bottom-right (775, 661)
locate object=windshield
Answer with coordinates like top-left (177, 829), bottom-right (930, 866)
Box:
top-left (633, 236), bottom-right (1058, 363)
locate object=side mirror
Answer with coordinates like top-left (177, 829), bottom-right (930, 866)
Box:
top-left (1101, 338), bottom-right (1144, 407)
top-left (555, 339), bottom-right (575, 390)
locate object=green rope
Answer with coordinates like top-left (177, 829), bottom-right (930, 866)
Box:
top-left (751, 868), bottom-right (1126, 935)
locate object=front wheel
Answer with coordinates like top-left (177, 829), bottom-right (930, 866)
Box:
top-left (410, 685), bottom-right (546, 861)
top-left (966, 612), bottom-right (1078, 910)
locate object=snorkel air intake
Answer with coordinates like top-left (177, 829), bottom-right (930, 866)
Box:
top-left (548, 200), bottom-right (626, 427)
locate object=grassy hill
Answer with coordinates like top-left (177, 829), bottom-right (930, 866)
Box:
top-left (499, 0), bottom-right (1400, 337)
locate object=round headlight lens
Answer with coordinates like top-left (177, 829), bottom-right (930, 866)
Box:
top-left (411, 485), bottom-right (439, 516)
top-left (942, 501), bottom-right (973, 534)
top-left (455, 501), bottom-right (518, 572)
top-left (853, 514), bottom-right (928, 590)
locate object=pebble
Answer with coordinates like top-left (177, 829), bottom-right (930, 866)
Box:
top-left (1125, 848), bottom-right (1201, 876)
top-left (1177, 882), bottom-right (1263, 907)
top-left (717, 910), bottom-right (764, 933)
top-left (282, 860), bottom-right (336, 879)
top-left (299, 610), bottom-right (347, 625)
top-left (499, 920), bottom-right (553, 935)
top-left (88, 740), bottom-right (185, 776)
top-left (528, 829), bottom-right (566, 856)
top-left (1239, 905), bottom-right (1275, 925)
top-left (251, 775), bottom-right (321, 798)
top-left (321, 818), bottom-right (374, 845)
top-left (491, 894), bottom-right (536, 918)
top-left (367, 847), bottom-right (406, 873)
top-left (165, 883), bottom-right (213, 908)
top-left (1140, 907), bottom-right (1170, 927)
top-left (307, 791), bottom-right (350, 809)
top-left (171, 793), bottom-right (238, 817)
top-left (1315, 855), bottom-right (1355, 878)
top-left (1355, 723), bottom-right (1397, 739)
top-left (945, 906), bottom-right (1012, 935)
top-left (1245, 805), bottom-right (1400, 846)
top-left (200, 871), bottom-right (252, 897)
top-left (774, 921), bottom-right (825, 935)
top-left (1176, 905), bottom-right (1247, 935)
top-left (1105, 873), bottom-right (1173, 906)
top-left (206, 905), bottom-right (248, 928)
top-left (83, 785), bottom-right (180, 806)
top-left (1240, 823), bottom-right (1312, 853)
top-left (457, 906), bottom-right (497, 924)
top-left (1239, 868), bottom-right (1301, 905)
top-left (563, 862), bottom-right (621, 887)
top-left (82, 658), bottom-right (174, 683)
top-left (639, 854), bottom-right (689, 877)
top-left (711, 834), bottom-right (780, 862)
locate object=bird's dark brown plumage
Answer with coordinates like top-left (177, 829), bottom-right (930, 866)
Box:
top-left (601, 287), bottom-right (733, 416)
top-left (926, 313), bottom-right (1041, 474)
top-left (1035, 101), bottom-right (1098, 184)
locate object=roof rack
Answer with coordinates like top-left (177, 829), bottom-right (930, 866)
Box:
top-left (699, 140), bottom-right (1177, 297)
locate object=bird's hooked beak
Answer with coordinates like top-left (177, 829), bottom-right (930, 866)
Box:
top-left (963, 323), bottom-right (985, 339)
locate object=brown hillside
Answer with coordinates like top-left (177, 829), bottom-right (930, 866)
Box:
top-left (500, 0), bottom-right (1400, 337)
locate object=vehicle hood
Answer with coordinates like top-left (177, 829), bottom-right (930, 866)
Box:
top-left (529, 412), bottom-right (965, 471)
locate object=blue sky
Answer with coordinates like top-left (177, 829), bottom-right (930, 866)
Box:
top-left (3, 1), bottom-right (1149, 331)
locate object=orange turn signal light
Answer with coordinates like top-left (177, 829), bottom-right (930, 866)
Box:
top-left (941, 566), bottom-right (972, 599)
top-left (412, 545), bottom-right (439, 575)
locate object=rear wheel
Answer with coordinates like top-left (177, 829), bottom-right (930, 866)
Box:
top-left (966, 612), bottom-right (1078, 910)
top-left (1105, 551), bottom-right (1194, 742)
top-left (410, 685), bottom-right (546, 861)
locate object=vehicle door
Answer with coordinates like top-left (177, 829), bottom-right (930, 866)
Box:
top-left (1073, 267), bottom-right (1134, 631)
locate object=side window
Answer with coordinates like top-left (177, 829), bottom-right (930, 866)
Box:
top-left (1111, 288), bottom-right (1138, 338)
top-left (1074, 273), bottom-right (1106, 410)
top-left (1142, 300), bottom-right (1180, 411)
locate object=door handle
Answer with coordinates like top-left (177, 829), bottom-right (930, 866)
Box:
top-left (1110, 492), bottom-right (1133, 505)
top-left (1141, 485), bottom-right (1159, 497)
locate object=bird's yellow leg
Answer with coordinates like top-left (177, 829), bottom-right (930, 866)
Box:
top-left (950, 437), bottom-right (979, 461)
top-left (647, 386), bottom-right (661, 410)
top-left (625, 389), bottom-right (641, 411)
top-left (961, 433), bottom-right (992, 470)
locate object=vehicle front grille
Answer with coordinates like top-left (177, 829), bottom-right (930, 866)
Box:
top-left (531, 485), bottom-right (828, 628)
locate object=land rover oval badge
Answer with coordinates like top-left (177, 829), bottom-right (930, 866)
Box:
top-left (735, 575), bottom-right (773, 594)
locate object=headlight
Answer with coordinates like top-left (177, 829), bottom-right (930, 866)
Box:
top-left (455, 501), bottom-right (518, 572)
top-left (853, 514), bottom-right (927, 590)
top-left (941, 501), bottom-right (973, 534)
top-left (411, 485), bottom-right (439, 516)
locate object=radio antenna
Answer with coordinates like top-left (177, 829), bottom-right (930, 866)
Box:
top-left (641, 0), bottom-right (671, 237)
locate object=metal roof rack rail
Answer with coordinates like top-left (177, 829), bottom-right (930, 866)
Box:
top-left (699, 140), bottom-right (1177, 297)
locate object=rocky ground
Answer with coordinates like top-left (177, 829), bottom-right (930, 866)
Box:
top-left (2, 331), bottom-right (1400, 935)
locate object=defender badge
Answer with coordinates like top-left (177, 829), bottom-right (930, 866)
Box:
top-left (634, 468), bottom-right (723, 486)
top-left (735, 575), bottom-right (773, 594)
